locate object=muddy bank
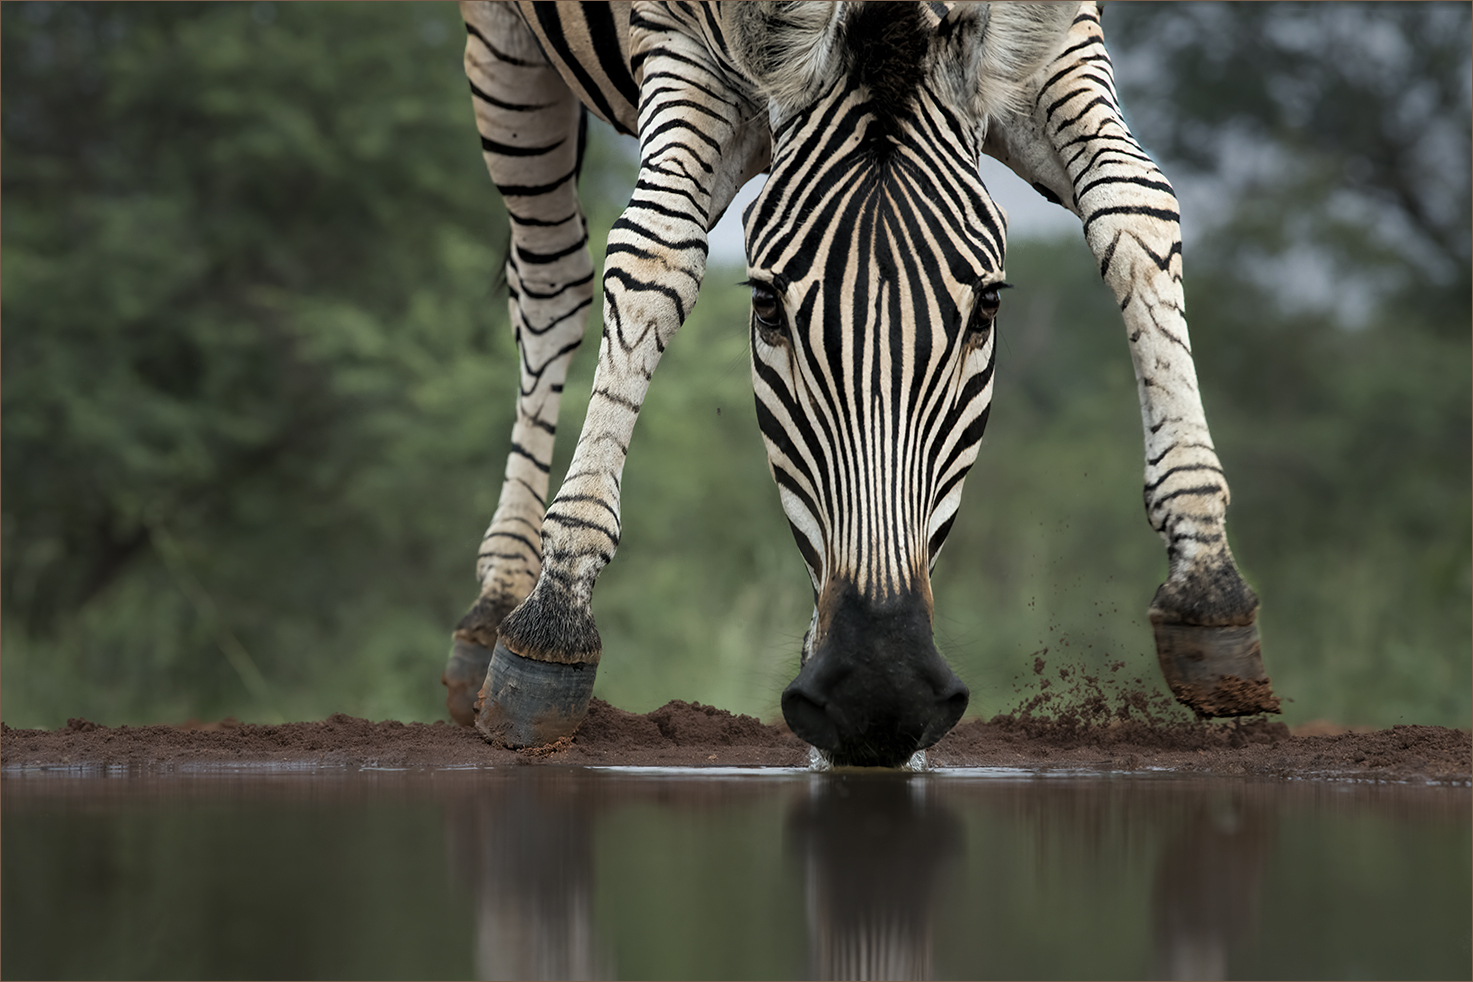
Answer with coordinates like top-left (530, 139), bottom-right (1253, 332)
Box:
top-left (3, 699), bottom-right (1468, 783)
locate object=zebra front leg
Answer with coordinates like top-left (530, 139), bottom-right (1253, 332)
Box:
top-left (443, 2), bottom-right (594, 725)
top-left (476, 35), bottom-right (766, 747)
top-left (475, 206), bottom-right (705, 747)
top-left (991, 3), bottom-right (1279, 716)
top-left (1103, 214), bottom-right (1279, 718)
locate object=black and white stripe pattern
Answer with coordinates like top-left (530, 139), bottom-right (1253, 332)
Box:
top-left (983, 4), bottom-right (1257, 623)
top-left (745, 28), bottom-right (1006, 626)
top-left (454, 2), bottom-right (599, 656)
top-left (450, 2), bottom-right (1259, 727)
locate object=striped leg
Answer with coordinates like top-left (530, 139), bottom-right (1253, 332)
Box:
top-left (986, 3), bottom-right (1279, 716)
top-left (475, 25), bottom-right (768, 747)
top-left (443, 3), bottom-right (595, 726)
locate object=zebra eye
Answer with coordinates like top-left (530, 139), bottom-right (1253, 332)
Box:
top-left (751, 283), bottom-right (784, 334)
top-left (970, 283), bottom-right (1006, 337)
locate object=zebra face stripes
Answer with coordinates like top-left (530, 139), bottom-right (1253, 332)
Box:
top-left (739, 4), bottom-right (1059, 766)
top-left (748, 81), bottom-right (1002, 612)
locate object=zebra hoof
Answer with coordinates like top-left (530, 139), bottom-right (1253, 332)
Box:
top-left (475, 641), bottom-right (598, 748)
top-left (442, 637), bottom-right (495, 727)
top-left (1151, 618), bottom-right (1282, 718)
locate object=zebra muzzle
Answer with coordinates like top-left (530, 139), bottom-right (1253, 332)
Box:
top-left (782, 584), bottom-right (969, 767)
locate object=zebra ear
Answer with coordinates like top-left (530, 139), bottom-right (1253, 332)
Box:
top-left (935, 1), bottom-right (1079, 125)
top-left (727, 2), bottom-right (843, 111)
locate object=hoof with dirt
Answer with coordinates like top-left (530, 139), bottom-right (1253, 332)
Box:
top-left (1151, 617), bottom-right (1281, 718)
top-left (475, 640), bottom-right (598, 749)
top-left (442, 637), bottom-right (496, 727)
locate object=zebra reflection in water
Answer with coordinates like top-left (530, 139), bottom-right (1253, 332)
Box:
top-left (442, 772), bottom-right (962, 981)
top-left (442, 772), bottom-right (1281, 981)
top-left (788, 775), bottom-right (964, 980)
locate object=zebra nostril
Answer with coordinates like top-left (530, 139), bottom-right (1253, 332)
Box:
top-left (781, 682), bottom-right (842, 752)
top-left (919, 679), bottom-right (969, 749)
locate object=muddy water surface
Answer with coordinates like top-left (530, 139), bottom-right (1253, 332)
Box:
top-left (3, 766), bottom-right (1468, 980)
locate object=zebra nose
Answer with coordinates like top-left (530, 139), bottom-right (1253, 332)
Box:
top-left (782, 650), bottom-right (969, 767)
top-left (781, 586), bottom-right (969, 767)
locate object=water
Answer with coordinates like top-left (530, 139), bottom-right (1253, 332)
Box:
top-left (3, 766), bottom-right (1468, 980)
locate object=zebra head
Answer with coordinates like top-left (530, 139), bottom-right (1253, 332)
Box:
top-left (731, 2), bottom-right (1077, 766)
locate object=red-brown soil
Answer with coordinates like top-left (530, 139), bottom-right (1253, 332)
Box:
top-left (3, 698), bottom-right (1468, 783)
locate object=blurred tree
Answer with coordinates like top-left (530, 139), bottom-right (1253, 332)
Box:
top-left (4, 2), bottom-right (494, 619)
top-left (1109, 2), bottom-right (1471, 319)
top-left (2, 1), bottom-right (525, 722)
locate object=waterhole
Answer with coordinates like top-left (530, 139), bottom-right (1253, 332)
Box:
top-left (3, 767), bottom-right (1467, 979)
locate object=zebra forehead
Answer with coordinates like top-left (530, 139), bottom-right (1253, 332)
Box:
top-left (747, 148), bottom-right (1006, 284)
top-left (754, 197), bottom-right (1000, 293)
top-left (840, 2), bottom-right (933, 120)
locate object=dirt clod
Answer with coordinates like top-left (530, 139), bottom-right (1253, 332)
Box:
top-left (522, 735), bottom-right (573, 759)
top-left (1171, 675), bottom-right (1283, 717)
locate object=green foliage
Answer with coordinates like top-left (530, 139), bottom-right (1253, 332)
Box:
top-left (3, 2), bottom-right (1468, 729)
top-left (1111, 2), bottom-right (1471, 291)
top-left (3, 1), bottom-right (517, 724)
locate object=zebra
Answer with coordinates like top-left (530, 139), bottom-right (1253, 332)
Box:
top-left (441, 0), bottom-right (1279, 768)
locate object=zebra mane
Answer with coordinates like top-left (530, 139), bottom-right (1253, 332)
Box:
top-left (842, 2), bottom-right (932, 129)
top-left (726, 2), bottom-right (843, 110)
top-left (729, 2), bottom-right (1078, 128)
top-left (935, 2), bottom-right (1081, 123)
